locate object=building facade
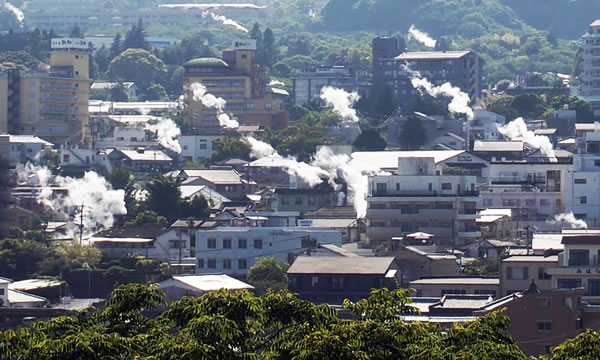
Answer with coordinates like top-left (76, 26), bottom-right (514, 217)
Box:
top-left (500, 255), bottom-right (558, 296)
top-left (291, 66), bottom-right (369, 105)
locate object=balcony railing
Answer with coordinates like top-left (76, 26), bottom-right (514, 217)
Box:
top-left (371, 190), bottom-right (479, 197)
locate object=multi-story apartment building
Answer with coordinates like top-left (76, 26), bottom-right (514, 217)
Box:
top-left (195, 226), bottom-right (343, 276)
top-left (547, 234), bottom-right (600, 300)
top-left (366, 156), bottom-right (481, 246)
top-left (0, 135), bottom-right (16, 238)
top-left (0, 38), bottom-right (90, 145)
top-left (291, 66), bottom-right (370, 105)
top-left (579, 19), bottom-right (600, 113)
top-left (182, 40), bottom-right (288, 130)
top-left (372, 38), bottom-right (483, 103)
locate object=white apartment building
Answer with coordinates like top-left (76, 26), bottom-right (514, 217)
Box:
top-left (8, 135), bottom-right (53, 164)
top-left (179, 134), bottom-right (227, 163)
top-left (469, 108), bottom-right (505, 141)
top-left (580, 20), bottom-right (600, 98)
top-left (195, 227), bottom-right (343, 276)
top-left (547, 234), bottom-right (600, 300)
top-left (366, 157), bottom-right (481, 246)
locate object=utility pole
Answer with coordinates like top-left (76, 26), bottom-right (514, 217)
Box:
top-left (78, 202), bottom-right (84, 244)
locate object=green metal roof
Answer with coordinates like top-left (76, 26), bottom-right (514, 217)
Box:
top-left (183, 57), bottom-right (229, 67)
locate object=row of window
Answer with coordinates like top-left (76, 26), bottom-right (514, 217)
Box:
top-left (206, 238), bottom-right (263, 249)
top-left (498, 198), bottom-right (560, 207)
top-left (198, 258), bottom-right (248, 270)
top-left (280, 196), bottom-right (319, 205)
top-left (505, 267), bottom-right (551, 280)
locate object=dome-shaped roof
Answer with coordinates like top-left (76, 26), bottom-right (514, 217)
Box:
top-left (183, 57), bottom-right (229, 67)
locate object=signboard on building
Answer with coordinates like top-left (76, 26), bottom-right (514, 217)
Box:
top-left (298, 219), bottom-right (313, 227)
top-left (232, 39), bottom-right (256, 50)
top-left (51, 38), bottom-right (89, 50)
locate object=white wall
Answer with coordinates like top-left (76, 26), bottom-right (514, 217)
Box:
top-left (180, 135), bottom-right (224, 163)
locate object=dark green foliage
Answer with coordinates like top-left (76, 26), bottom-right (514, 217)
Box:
top-left (205, 136), bottom-right (252, 164)
top-left (463, 258), bottom-right (500, 276)
top-left (109, 83), bottom-right (129, 102)
top-left (399, 116), bottom-right (427, 150)
top-left (143, 83), bottom-right (169, 101)
top-left (544, 95), bottom-right (594, 122)
top-left (125, 210), bottom-right (168, 228)
top-left (144, 173), bottom-right (182, 223)
top-left (109, 33), bottom-right (122, 59)
top-left (123, 19), bottom-right (150, 51)
top-left (372, 85), bottom-right (398, 118)
top-left (246, 257), bottom-right (289, 295)
top-left (353, 129), bottom-right (387, 151)
top-left (0, 50), bottom-right (41, 72)
top-left (443, 166), bottom-right (470, 175)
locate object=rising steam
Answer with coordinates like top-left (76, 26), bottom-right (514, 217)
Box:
top-left (144, 118), bottom-right (182, 153)
top-left (497, 117), bottom-right (557, 161)
top-left (408, 25), bottom-right (436, 48)
top-left (4, 2), bottom-right (24, 25)
top-left (190, 82), bottom-right (240, 129)
top-left (202, 11), bottom-right (248, 33)
top-left (18, 164), bottom-right (126, 238)
top-left (547, 212), bottom-right (588, 229)
top-left (320, 86), bottom-right (361, 122)
top-left (408, 71), bottom-right (474, 120)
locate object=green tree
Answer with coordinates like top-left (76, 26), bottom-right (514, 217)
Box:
top-left (544, 95), bottom-right (594, 122)
top-left (144, 173), bottom-right (181, 223)
top-left (123, 19), bottom-right (150, 51)
top-left (206, 136), bottom-right (252, 164)
top-left (143, 83), bottom-right (168, 101)
top-left (107, 48), bottom-right (166, 92)
top-left (125, 210), bottom-right (168, 228)
top-left (353, 128), bottom-right (387, 151)
top-left (246, 256), bottom-right (290, 295)
top-left (180, 195), bottom-right (210, 219)
top-left (94, 44), bottom-right (111, 73)
top-left (372, 85), bottom-right (398, 118)
top-left (69, 24), bottom-right (83, 38)
top-left (0, 238), bottom-right (51, 280)
top-left (0, 51), bottom-right (41, 72)
top-left (343, 288), bottom-right (418, 322)
top-left (110, 83), bottom-right (129, 101)
top-left (109, 33), bottom-right (122, 59)
top-left (262, 27), bottom-right (277, 67)
top-left (399, 116), bottom-right (426, 150)
top-left (53, 241), bottom-right (102, 271)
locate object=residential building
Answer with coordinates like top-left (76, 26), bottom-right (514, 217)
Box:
top-left (90, 82), bottom-right (138, 99)
top-left (107, 148), bottom-right (173, 173)
top-left (287, 256), bottom-right (401, 304)
top-left (179, 130), bottom-right (230, 163)
top-left (468, 109), bottom-right (505, 142)
top-left (0, 135), bottom-right (16, 238)
top-left (291, 66), bottom-right (369, 105)
top-left (579, 19), bottom-right (600, 114)
top-left (8, 135), bottom-right (54, 164)
top-left (179, 169), bottom-right (257, 201)
top-left (410, 277), bottom-right (500, 298)
top-left (272, 185), bottom-right (338, 214)
top-left (428, 133), bottom-right (465, 150)
top-left (0, 38), bottom-right (91, 145)
top-left (386, 111), bottom-right (465, 148)
top-left (547, 234), bottom-right (600, 300)
top-left (157, 274), bottom-right (254, 303)
top-left (565, 150), bottom-right (600, 225)
top-left (383, 246), bottom-right (460, 286)
top-left (182, 40), bottom-right (288, 130)
top-left (373, 47), bottom-right (483, 103)
top-left (476, 208), bottom-right (514, 241)
top-left (90, 227), bottom-right (190, 261)
top-left (472, 140), bottom-right (526, 161)
top-left (0, 277), bottom-right (48, 308)
top-left (195, 226), bottom-right (343, 276)
top-left (366, 156), bottom-right (481, 246)
top-left (500, 255), bottom-right (559, 296)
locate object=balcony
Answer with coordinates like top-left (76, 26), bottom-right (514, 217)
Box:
top-left (370, 190), bottom-right (479, 198)
top-left (491, 175), bottom-right (546, 184)
top-left (40, 106), bottom-right (77, 115)
top-left (40, 95), bottom-right (78, 103)
top-left (457, 231), bottom-right (481, 238)
top-left (367, 208), bottom-right (456, 220)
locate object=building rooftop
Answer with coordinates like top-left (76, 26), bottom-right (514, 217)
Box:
top-left (92, 226), bottom-right (166, 239)
top-left (410, 277), bottom-right (499, 286)
top-left (118, 149), bottom-right (172, 162)
top-left (473, 140), bottom-right (523, 152)
top-left (309, 218), bottom-right (357, 229)
top-left (479, 208), bottom-right (512, 217)
top-left (351, 150), bottom-right (464, 171)
top-left (287, 256), bottom-right (395, 275)
top-left (502, 255), bottom-right (559, 263)
top-left (162, 274), bottom-right (254, 292)
top-left (8, 289), bottom-right (47, 304)
top-left (180, 169), bottom-right (250, 185)
top-left (394, 51), bottom-right (471, 61)
top-left (9, 279), bottom-right (61, 291)
top-left (9, 135), bottom-right (53, 146)
top-left (558, 137), bottom-right (576, 145)
top-left (305, 206), bottom-right (357, 219)
top-left (575, 123), bottom-right (600, 132)
top-left (562, 235), bottom-right (600, 245)
top-left (180, 185), bottom-right (231, 205)
top-left (317, 243), bottom-right (361, 257)
top-left (183, 57), bottom-right (229, 67)
top-left (91, 81), bottom-right (135, 90)
top-left (533, 128), bottom-right (557, 136)
top-left (432, 295), bottom-right (494, 309)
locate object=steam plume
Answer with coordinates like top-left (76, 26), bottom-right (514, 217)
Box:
top-left (497, 117), bottom-right (556, 161)
top-left (4, 2), bottom-right (24, 25)
top-left (268, 80), bottom-right (285, 87)
top-left (547, 212), bottom-right (588, 229)
top-left (408, 25), bottom-right (436, 48)
top-left (190, 82), bottom-right (240, 129)
top-left (408, 72), bottom-right (474, 120)
top-left (320, 86), bottom-right (361, 122)
top-left (145, 118), bottom-right (182, 153)
top-left (202, 11), bottom-right (248, 33)
top-left (18, 164), bottom-right (126, 238)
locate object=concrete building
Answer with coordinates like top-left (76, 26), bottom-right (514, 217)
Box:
top-left (0, 135), bottom-right (16, 238)
top-left (8, 135), bottom-right (53, 164)
top-left (107, 148), bottom-right (173, 173)
top-left (500, 255), bottom-right (559, 296)
top-left (0, 38), bottom-right (91, 145)
top-left (579, 19), bottom-right (600, 114)
top-left (468, 109), bottom-right (505, 142)
top-left (410, 277), bottom-right (500, 298)
top-left (179, 131), bottom-right (230, 163)
top-left (179, 169), bottom-right (257, 201)
top-left (564, 147), bottom-right (600, 225)
top-left (366, 156), bottom-right (481, 246)
top-left (195, 226), bottom-right (343, 276)
top-left (182, 40), bottom-right (288, 130)
top-left (372, 44), bottom-right (483, 103)
top-left (291, 66), bottom-right (369, 105)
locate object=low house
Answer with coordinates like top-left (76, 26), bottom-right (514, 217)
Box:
top-left (305, 206), bottom-right (363, 243)
top-left (476, 208), bottom-right (514, 241)
top-left (91, 81), bottom-right (138, 98)
top-left (157, 274), bottom-right (254, 302)
top-left (0, 277), bottom-right (48, 308)
top-left (472, 140), bottom-right (525, 161)
top-left (500, 255), bottom-right (558, 296)
top-left (272, 185), bottom-right (337, 213)
top-left (108, 148), bottom-right (173, 172)
top-left (90, 227), bottom-right (190, 261)
top-left (8, 135), bottom-right (53, 164)
top-left (180, 185), bottom-right (231, 210)
top-left (385, 246), bottom-right (460, 286)
top-left (180, 169), bottom-right (256, 201)
top-left (287, 256), bottom-right (401, 304)
top-left (410, 277), bottom-right (500, 298)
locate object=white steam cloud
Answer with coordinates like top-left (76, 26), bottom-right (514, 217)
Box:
top-left (4, 2), bottom-right (24, 25)
top-left (497, 117), bottom-right (556, 161)
top-left (320, 86), bottom-right (361, 122)
top-left (190, 82), bottom-right (240, 129)
top-left (202, 11), bottom-right (248, 33)
top-left (408, 25), bottom-right (436, 48)
top-left (145, 118), bottom-right (182, 153)
top-left (268, 80), bottom-right (285, 87)
top-left (407, 69), bottom-right (474, 120)
top-left (18, 164), bottom-right (126, 238)
top-left (547, 212), bottom-right (588, 229)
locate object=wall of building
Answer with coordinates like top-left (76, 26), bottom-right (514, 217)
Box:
top-left (500, 260), bottom-right (557, 296)
top-left (179, 134), bottom-right (225, 163)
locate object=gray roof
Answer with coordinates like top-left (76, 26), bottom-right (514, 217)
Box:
top-left (9, 135), bottom-right (53, 146)
top-left (410, 277), bottom-right (499, 286)
top-left (287, 256), bottom-right (395, 275)
top-left (502, 255), bottom-right (558, 263)
top-left (395, 51), bottom-right (471, 61)
top-left (473, 140), bottom-right (523, 152)
top-left (119, 149), bottom-right (172, 162)
top-left (180, 169), bottom-right (248, 184)
top-left (533, 128), bottom-right (557, 136)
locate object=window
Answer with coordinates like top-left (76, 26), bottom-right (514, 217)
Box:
top-left (311, 276), bottom-right (319, 287)
top-left (540, 199), bottom-right (550, 206)
top-left (238, 239), bottom-right (247, 248)
top-left (207, 238), bottom-right (217, 249)
top-left (441, 183), bottom-right (452, 190)
top-left (63, 154), bottom-right (70, 163)
top-left (396, 183), bottom-right (400, 191)
top-left (575, 178), bottom-right (587, 184)
top-left (265, 102), bottom-right (272, 110)
top-left (506, 266), bottom-right (528, 280)
top-left (223, 259), bottom-right (232, 269)
top-left (569, 249), bottom-right (589, 266)
top-left (441, 289), bottom-right (466, 296)
top-left (538, 267), bottom-right (551, 280)
top-left (238, 259), bottom-right (247, 269)
top-left (589, 279), bottom-right (600, 296)
top-left (525, 199), bottom-right (535, 206)
top-left (241, 54), bottom-right (248, 59)
top-left (200, 143), bottom-right (207, 150)
top-left (580, 196), bottom-right (587, 204)
top-left (537, 321), bottom-right (552, 332)
top-left (198, 258), bottom-right (204, 268)
top-left (223, 239), bottom-right (232, 249)
top-left (558, 279), bottom-right (582, 289)
top-left (254, 239), bottom-right (263, 249)
top-left (537, 299), bottom-right (552, 309)
top-left (207, 258), bottom-right (216, 269)
top-left (295, 197), bottom-right (303, 205)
